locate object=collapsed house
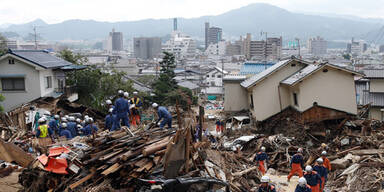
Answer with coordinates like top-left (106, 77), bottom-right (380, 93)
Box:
top-left (0, 49), bottom-right (85, 112)
top-left (224, 58), bottom-right (363, 123)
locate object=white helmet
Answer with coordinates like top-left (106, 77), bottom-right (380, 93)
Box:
top-left (44, 111), bottom-right (51, 116)
top-left (38, 118), bottom-right (46, 123)
top-left (261, 146), bottom-right (266, 152)
top-left (108, 108), bottom-right (113, 113)
top-left (54, 115), bottom-right (60, 119)
top-left (61, 117), bottom-right (67, 122)
top-left (84, 115), bottom-right (89, 119)
top-left (260, 175), bottom-right (270, 183)
top-left (316, 158), bottom-right (323, 164)
top-left (88, 118), bottom-right (94, 123)
top-left (305, 165), bottom-right (312, 172)
top-left (133, 91), bottom-right (138, 95)
top-left (118, 90), bottom-right (123, 94)
top-left (298, 177), bottom-right (307, 187)
top-left (106, 100), bottom-right (112, 105)
top-left (76, 118), bottom-right (81, 123)
top-left (69, 116), bottom-right (75, 121)
top-left (77, 124), bottom-right (82, 128)
top-left (152, 103), bottom-right (159, 108)
top-left (298, 148), bottom-right (303, 153)
top-left (124, 92), bottom-right (129, 98)
top-left (321, 151), bottom-right (327, 156)
top-left (61, 123), bottom-right (67, 128)
top-left (65, 115), bottom-right (69, 119)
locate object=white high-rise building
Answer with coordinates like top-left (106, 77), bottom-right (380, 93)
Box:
top-left (162, 31), bottom-right (196, 59)
top-left (307, 36), bottom-right (327, 55)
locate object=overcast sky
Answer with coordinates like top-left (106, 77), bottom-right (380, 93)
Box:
top-left (1, 0), bottom-right (383, 25)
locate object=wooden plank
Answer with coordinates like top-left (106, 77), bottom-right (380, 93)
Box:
top-left (350, 149), bottom-right (384, 155)
top-left (69, 172), bottom-right (96, 190)
top-left (99, 149), bottom-right (124, 161)
top-left (101, 163), bottom-right (122, 175)
top-left (0, 139), bottom-right (34, 167)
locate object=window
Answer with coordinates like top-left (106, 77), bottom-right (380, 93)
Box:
top-left (45, 76), bottom-right (52, 89)
top-left (8, 59), bottom-right (15, 64)
top-left (293, 93), bottom-right (298, 106)
top-left (1, 78), bottom-right (25, 91)
top-left (211, 81), bottom-right (215, 86)
top-left (217, 75), bottom-right (222, 78)
top-left (206, 75), bottom-right (209, 78)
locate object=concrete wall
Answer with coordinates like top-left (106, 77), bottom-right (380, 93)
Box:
top-left (224, 81), bottom-right (249, 111)
top-left (249, 61), bottom-right (306, 121)
top-left (295, 66), bottom-right (357, 115)
top-left (370, 79), bottom-right (384, 93)
top-left (370, 108), bottom-right (383, 120)
top-left (0, 56), bottom-right (41, 112)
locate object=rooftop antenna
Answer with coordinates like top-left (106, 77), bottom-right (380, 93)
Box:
top-left (33, 26), bottom-right (39, 50)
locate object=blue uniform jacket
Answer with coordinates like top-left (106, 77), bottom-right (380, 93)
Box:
top-left (313, 165), bottom-right (328, 180)
top-left (81, 124), bottom-right (98, 136)
top-left (60, 129), bottom-right (73, 139)
top-left (291, 153), bottom-right (304, 167)
top-left (295, 185), bottom-right (312, 192)
top-left (304, 171), bottom-right (322, 187)
top-left (255, 152), bottom-right (268, 162)
top-left (158, 106), bottom-right (172, 120)
top-left (258, 185), bottom-right (276, 192)
top-left (105, 114), bottom-right (113, 130)
top-left (48, 119), bottom-right (59, 133)
top-left (113, 98), bottom-right (130, 117)
top-left (67, 122), bottom-right (77, 137)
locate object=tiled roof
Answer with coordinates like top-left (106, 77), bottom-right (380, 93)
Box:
top-left (362, 69), bottom-right (384, 78)
top-left (281, 64), bottom-right (321, 85)
top-left (223, 74), bottom-right (246, 81)
top-left (9, 50), bottom-right (72, 69)
top-left (178, 81), bottom-right (199, 90)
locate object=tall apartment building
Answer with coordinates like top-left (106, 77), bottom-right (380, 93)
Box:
top-left (107, 29), bottom-right (123, 52)
top-left (307, 36), bottom-right (327, 55)
top-left (243, 34), bottom-right (282, 60)
top-left (347, 38), bottom-right (367, 55)
top-left (379, 45), bottom-right (384, 53)
top-left (133, 37), bottom-right (162, 60)
top-left (204, 22), bottom-right (223, 49)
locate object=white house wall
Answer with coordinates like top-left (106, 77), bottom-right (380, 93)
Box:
top-left (370, 79), bottom-right (384, 93)
top-left (295, 66), bottom-right (358, 115)
top-left (0, 56), bottom-right (41, 112)
top-left (224, 82), bottom-right (249, 111)
top-left (39, 69), bottom-right (55, 97)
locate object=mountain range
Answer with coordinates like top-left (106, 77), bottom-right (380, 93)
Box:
top-left (1, 3), bottom-right (383, 43)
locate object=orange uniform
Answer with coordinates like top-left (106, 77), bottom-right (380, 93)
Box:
top-left (288, 153), bottom-right (304, 180)
top-left (322, 156), bottom-right (331, 172)
top-left (255, 152), bottom-right (268, 175)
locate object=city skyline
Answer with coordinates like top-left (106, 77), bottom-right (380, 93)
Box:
top-left (1, 0), bottom-right (384, 25)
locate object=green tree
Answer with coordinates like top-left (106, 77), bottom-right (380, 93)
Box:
top-left (0, 34), bottom-right (8, 56)
top-left (59, 49), bottom-right (88, 65)
top-left (152, 52), bottom-right (177, 103)
top-left (0, 94), bottom-right (5, 112)
top-left (342, 54), bottom-right (351, 60)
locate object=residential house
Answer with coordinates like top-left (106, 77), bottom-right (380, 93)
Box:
top-left (223, 75), bottom-right (247, 111)
top-left (177, 81), bottom-right (200, 95)
top-left (225, 58), bottom-right (361, 122)
top-left (202, 67), bottom-right (228, 99)
top-left (0, 50), bottom-right (80, 112)
top-left (356, 69), bottom-right (384, 120)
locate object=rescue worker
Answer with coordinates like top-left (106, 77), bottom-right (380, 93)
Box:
top-left (130, 91), bottom-right (142, 127)
top-left (113, 91), bottom-right (130, 128)
top-left (295, 177), bottom-right (312, 192)
top-left (152, 103), bottom-right (172, 129)
top-left (124, 92), bottom-right (129, 99)
top-left (105, 108), bottom-right (115, 131)
top-left (67, 116), bottom-right (78, 137)
top-left (288, 148), bottom-right (304, 182)
top-left (106, 100), bottom-right (114, 111)
top-left (81, 118), bottom-right (98, 136)
top-left (61, 117), bottom-right (67, 123)
top-left (258, 176), bottom-right (276, 192)
top-left (321, 151), bottom-right (331, 172)
top-left (82, 115), bottom-right (89, 127)
top-left (59, 123), bottom-right (73, 139)
top-left (313, 158), bottom-right (327, 192)
top-left (49, 115), bottom-right (60, 135)
top-left (254, 146), bottom-right (268, 175)
top-left (215, 118), bottom-right (221, 133)
top-left (304, 165), bottom-right (322, 192)
top-left (36, 118), bottom-right (54, 141)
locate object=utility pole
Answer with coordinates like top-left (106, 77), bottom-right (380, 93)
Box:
top-left (33, 26), bottom-right (38, 50)
top-left (261, 31), bottom-right (268, 69)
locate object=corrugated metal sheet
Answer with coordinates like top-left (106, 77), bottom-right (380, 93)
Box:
top-left (223, 74), bottom-right (246, 81)
top-left (241, 59), bottom-right (290, 88)
top-left (369, 92), bottom-right (384, 107)
top-left (240, 62), bottom-right (274, 75)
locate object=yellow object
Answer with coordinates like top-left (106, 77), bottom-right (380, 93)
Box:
top-left (39, 125), bottom-right (48, 138)
top-left (131, 98), bottom-right (140, 109)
